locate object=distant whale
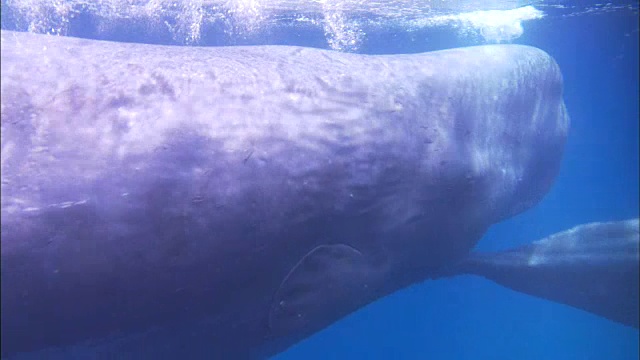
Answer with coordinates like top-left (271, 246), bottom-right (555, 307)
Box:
top-left (437, 219), bottom-right (640, 329)
top-left (1, 30), bottom-right (569, 358)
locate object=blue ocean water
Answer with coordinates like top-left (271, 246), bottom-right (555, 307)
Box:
top-left (1, 1), bottom-right (638, 359)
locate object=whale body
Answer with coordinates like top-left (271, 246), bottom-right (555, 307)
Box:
top-left (0, 30), bottom-right (569, 358)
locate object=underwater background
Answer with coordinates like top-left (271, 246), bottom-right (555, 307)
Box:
top-left (1, 1), bottom-right (638, 359)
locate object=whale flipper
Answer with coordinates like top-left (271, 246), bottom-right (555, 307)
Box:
top-left (441, 219), bottom-right (640, 328)
top-left (269, 244), bottom-right (380, 337)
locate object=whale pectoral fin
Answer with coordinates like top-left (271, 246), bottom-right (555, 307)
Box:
top-left (268, 244), bottom-right (377, 336)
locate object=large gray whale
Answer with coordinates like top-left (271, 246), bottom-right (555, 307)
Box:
top-left (1, 30), bottom-right (569, 358)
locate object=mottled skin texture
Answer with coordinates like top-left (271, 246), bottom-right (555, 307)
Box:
top-left (0, 30), bottom-right (569, 358)
top-left (441, 219), bottom-right (640, 329)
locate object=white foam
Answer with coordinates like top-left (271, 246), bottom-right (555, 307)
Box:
top-left (3, 1), bottom-right (548, 49)
top-left (412, 5), bottom-right (544, 43)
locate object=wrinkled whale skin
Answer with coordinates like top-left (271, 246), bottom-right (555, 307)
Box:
top-left (0, 30), bottom-right (569, 358)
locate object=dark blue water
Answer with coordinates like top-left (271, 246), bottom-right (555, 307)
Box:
top-left (1, 2), bottom-right (638, 359)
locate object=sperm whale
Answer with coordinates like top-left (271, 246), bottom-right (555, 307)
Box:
top-left (1, 30), bottom-right (569, 358)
